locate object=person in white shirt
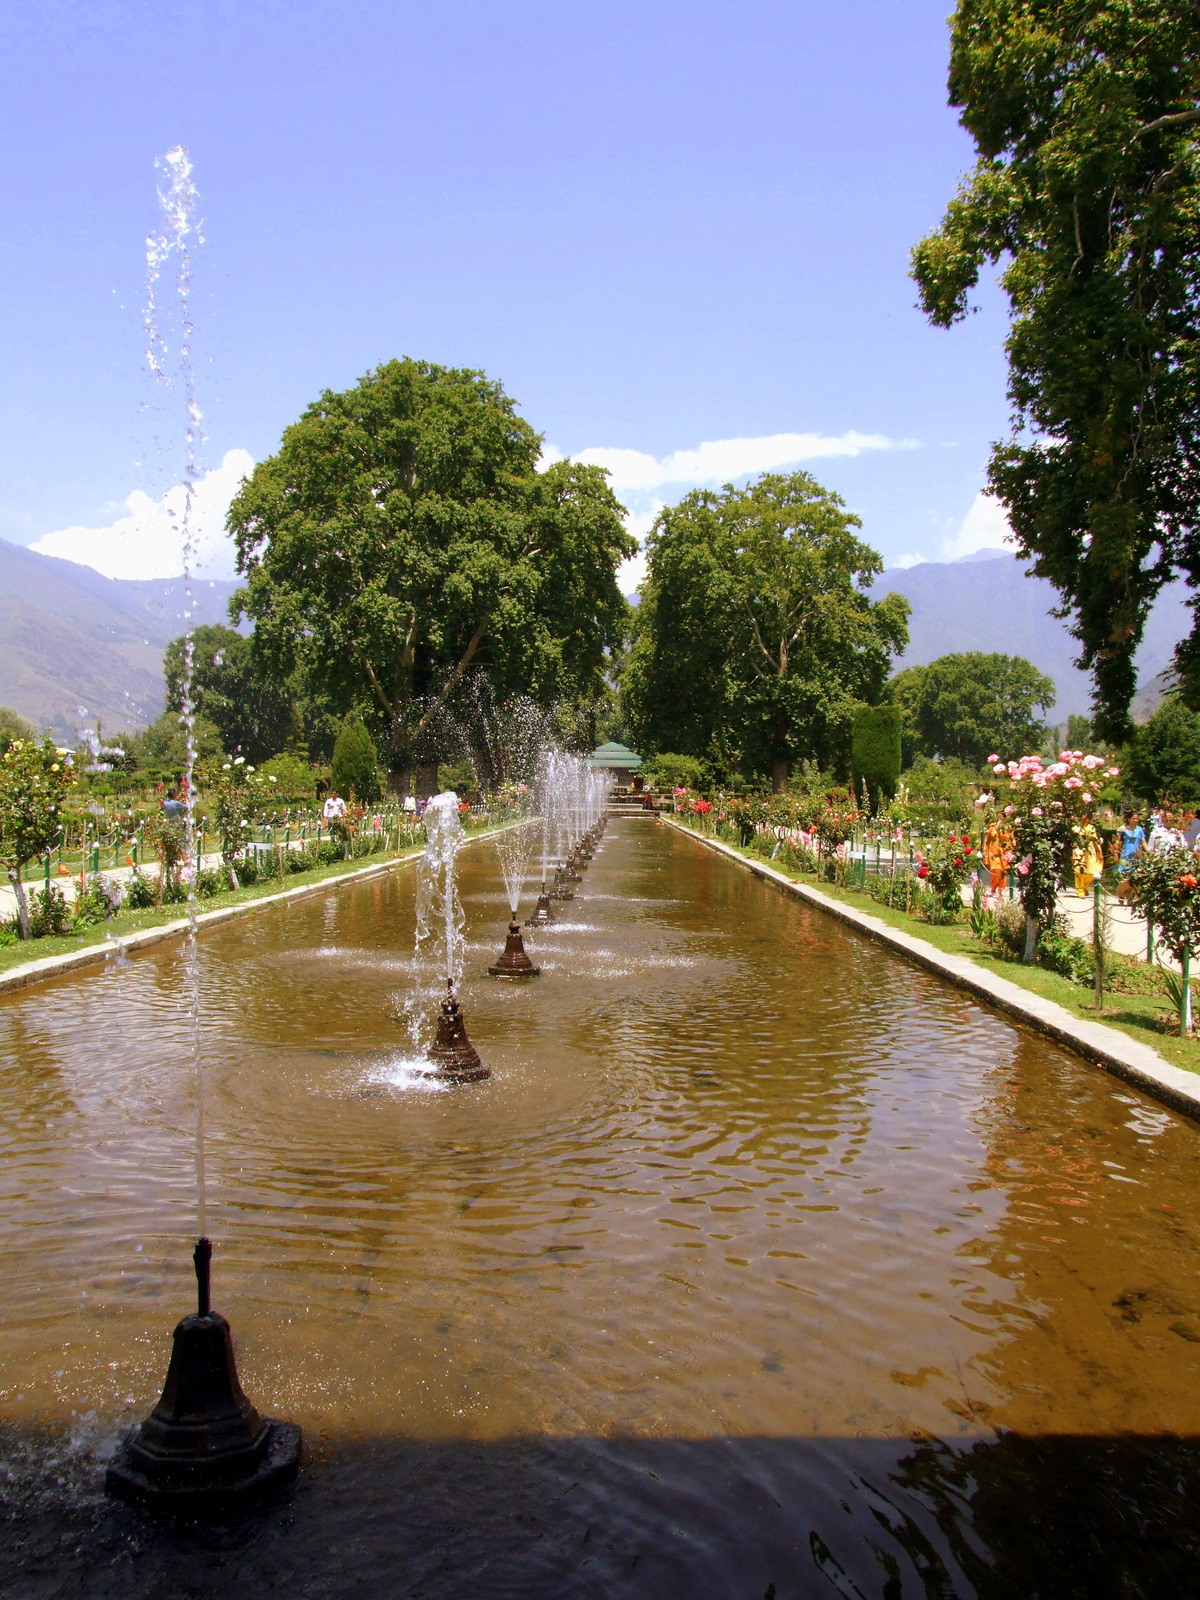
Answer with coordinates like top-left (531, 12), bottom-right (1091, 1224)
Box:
top-left (322, 791), bottom-right (347, 824)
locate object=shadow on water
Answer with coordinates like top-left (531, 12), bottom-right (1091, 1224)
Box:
top-left (3, 1426), bottom-right (1199, 1598)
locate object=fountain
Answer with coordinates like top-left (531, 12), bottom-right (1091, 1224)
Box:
top-left (106, 147), bottom-right (299, 1516)
top-left (489, 815), bottom-right (539, 977)
top-left (415, 792), bottom-right (489, 1080)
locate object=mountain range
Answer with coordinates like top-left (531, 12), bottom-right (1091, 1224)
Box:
top-left (0, 538), bottom-right (241, 740)
top-left (871, 551), bottom-right (1188, 725)
top-left (1, 538), bottom-right (1190, 742)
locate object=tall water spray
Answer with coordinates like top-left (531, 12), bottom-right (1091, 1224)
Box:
top-left (107, 148), bottom-right (300, 1514)
top-left (144, 146), bottom-right (206, 1237)
top-left (413, 793), bottom-right (490, 1077)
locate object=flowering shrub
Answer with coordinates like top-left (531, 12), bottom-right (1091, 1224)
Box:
top-left (1125, 844), bottom-right (1200, 1031)
top-left (0, 738), bottom-right (72, 939)
top-left (915, 831), bottom-right (977, 914)
top-left (213, 758), bottom-right (259, 867)
top-left (988, 749), bottom-right (1121, 950)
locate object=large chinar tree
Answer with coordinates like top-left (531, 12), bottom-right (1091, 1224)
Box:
top-left (912, 0), bottom-right (1200, 742)
top-left (623, 471), bottom-right (910, 790)
top-left (227, 359), bottom-right (633, 790)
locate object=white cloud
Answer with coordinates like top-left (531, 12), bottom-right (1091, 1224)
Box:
top-left (940, 491), bottom-right (1013, 561)
top-left (549, 429), bottom-right (913, 492)
top-left (30, 449), bottom-right (255, 580)
top-left (892, 552), bottom-right (927, 570)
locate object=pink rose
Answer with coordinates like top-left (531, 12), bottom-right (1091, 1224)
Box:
top-left (993, 763), bottom-right (1006, 775)
top-left (1082, 792), bottom-right (1092, 803)
top-left (1003, 805), bottom-right (1014, 816)
top-left (1032, 806), bottom-right (1043, 816)
top-left (1064, 776), bottom-right (1083, 789)
top-left (987, 754), bottom-right (1000, 763)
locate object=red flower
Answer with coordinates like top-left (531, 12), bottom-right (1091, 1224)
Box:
top-left (916, 866), bottom-right (928, 879)
top-left (1180, 874), bottom-right (1198, 889)
top-left (955, 858), bottom-right (963, 867)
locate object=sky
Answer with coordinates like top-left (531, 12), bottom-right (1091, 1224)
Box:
top-left (1, 0), bottom-right (1015, 590)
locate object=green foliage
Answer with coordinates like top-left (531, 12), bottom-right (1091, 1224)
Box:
top-left (165, 624), bottom-right (296, 765)
top-left (436, 759), bottom-right (476, 796)
top-left (914, 653), bottom-right (1054, 767)
top-left (255, 753), bottom-right (317, 799)
top-left (888, 666), bottom-right (927, 767)
top-left (851, 704), bottom-right (902, 803)
top-left (897, 757), bottom-right (977, 824)
top-left (915, 830), bottom-right (977, 914)
top-left (150, 814), bottom-right (188, 904)
top-left (127, 710), bottom-right (226, 773)
top-left (28, 885), bottom-right (72, 937)
top-left (1126, 844), bottom-right (1200, 967)
top-left (227, 358), bottom-right (633, 777)
top-left (912, 3), bottom-right (1200, 739)
top-left (1037, 921), bottom-right (1094, 985)
top-left (212, 761), bottom-right (260, 865)
top-left (0, 737), bottom-right (72, 939)
top-left (623, 471), bottom-right (910, 790)
top-left (124, 871), bottom-right (157, 910)
top-left (1128, 697), bottom-right (1200, 804)
top-left (332, 722), bottom-right (381, 801)
top-left (73, 877), bottom-right (120, 927)
top-left (0, 705), bottom-right (34, 752)
top-left (641, 752), bottom-right (707, 791)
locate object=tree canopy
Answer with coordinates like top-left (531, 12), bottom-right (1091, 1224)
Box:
top-left (906, 651), bottom-right (1055, 768)
top-left (227, 358), bottom-right (634, 781)
top-left (1128, 695), bottom-right (1200, 803)
top-left (623, 471), bottom-right (910, 789)
top-left (912, 1), bottom-right (1200, 741)
top-left (165, 624), bottom-right (296, 766)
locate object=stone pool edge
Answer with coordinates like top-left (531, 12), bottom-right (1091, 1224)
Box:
top-left (0, 829), bottom-right (499, 999)
top-left (660, 814), bottom-right (1200, 1122)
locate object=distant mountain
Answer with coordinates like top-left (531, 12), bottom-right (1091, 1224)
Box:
top-left (0, 538), bottom-right (242, 740)
top-left (871, 554), bottom-right (1190, 724)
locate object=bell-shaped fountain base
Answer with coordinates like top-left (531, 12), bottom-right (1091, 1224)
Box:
top-left (428, 985), bottom-right (490, 1081)
top-left (525, 889), bottom-right (557, 926)
top-left (106, 1240), bottom-right (300, 1518)
top-left (489, 920), bottom-right (540, 978)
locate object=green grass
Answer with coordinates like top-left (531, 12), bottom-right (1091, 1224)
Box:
top-left (0, 847), bottom-right (425, 979)
top-left (674, 819), bottom-right (1200, 1077)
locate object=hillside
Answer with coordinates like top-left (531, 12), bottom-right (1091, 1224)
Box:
top-left (871, 553), bottom-right (1189, 724)
top-left (0, 538), bottom-right (242, 740)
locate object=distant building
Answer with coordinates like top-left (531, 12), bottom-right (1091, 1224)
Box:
top-left (585, 741), bottom-right (642, 780)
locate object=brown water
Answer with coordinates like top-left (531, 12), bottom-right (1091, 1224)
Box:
top-left (2, 819), bottom-right (1200, 1598)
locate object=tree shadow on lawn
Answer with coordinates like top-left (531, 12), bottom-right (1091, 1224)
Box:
top-left (2, 1424), bottom-right (1198, 1599)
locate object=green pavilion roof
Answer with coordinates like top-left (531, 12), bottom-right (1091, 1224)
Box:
top-left (586, 741), bottom-right (642, 770)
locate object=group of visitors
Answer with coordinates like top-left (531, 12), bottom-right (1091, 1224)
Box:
top-left (979, 805), bottom-right (1200, 910)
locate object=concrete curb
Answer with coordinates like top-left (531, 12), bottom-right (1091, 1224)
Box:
top-left (660, 814), bottom-right (1200, 1122)
top-left (0, 828), bottom-right (499, 999)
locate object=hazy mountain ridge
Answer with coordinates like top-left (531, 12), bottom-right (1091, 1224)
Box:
top-left (0, 538), bottom-right (242, 739)
top-left (871, 553), bottom-right (1188, 725)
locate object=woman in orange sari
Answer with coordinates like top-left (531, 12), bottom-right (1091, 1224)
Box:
top-left (982, 819), bottom-right (1013, 897)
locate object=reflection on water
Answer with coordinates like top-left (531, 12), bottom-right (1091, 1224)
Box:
top-left (2, 820), bottom-right (1199, 1596)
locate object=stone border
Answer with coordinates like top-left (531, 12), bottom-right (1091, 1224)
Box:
top-left (660, 814), bottom-right (1200, 1122)
top-left (0, 831), bottom-right (496, 999)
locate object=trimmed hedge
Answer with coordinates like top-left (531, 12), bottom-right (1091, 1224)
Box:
top-left (851, 704), bottom-right (902, 804)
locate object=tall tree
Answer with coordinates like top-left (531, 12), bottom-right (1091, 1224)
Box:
top-left (227, 359), bottom-right (633, 785)
top-left (912, 1), bottom-right (1200, 741)
top-left (914, 651), bottom-right (1055, 767)
top-left (164, 624), bottom-right (296, 765)
top-left (623, 472), bottom-right (910, 789)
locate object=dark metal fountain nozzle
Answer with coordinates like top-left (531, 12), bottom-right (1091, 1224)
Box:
top-left (525, 885), bottom-right (557, 926)
top-left (489, 920), bottom-right (540, 978)
top-left (106, 1241), bottom-right (301, 1518)
top-left (428, 984), bottom-right (490, 1081)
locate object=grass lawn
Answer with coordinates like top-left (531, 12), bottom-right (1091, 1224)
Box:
top-left (675, 821), bottom-right (1200, 1078)
top-left (0, 846), bottom-right (425, 981)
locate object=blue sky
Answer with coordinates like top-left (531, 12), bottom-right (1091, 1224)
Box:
top-left (1, 0), bottom-right (1013, 586)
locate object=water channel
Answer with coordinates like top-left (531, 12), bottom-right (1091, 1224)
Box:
top-left (2, 818), bottom-right (1199, 1596)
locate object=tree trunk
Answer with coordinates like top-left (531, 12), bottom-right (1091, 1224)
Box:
top-left (416, 763), bottom-right (440, 800)
top-left (771, 759), bottom-right (788, 793)
top-left (7, 865), bottom-right (30, 941)
top-left (1023, 913), bottom-right (1038, 964)
top-left (387, 768), bottom-right (412, 797)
